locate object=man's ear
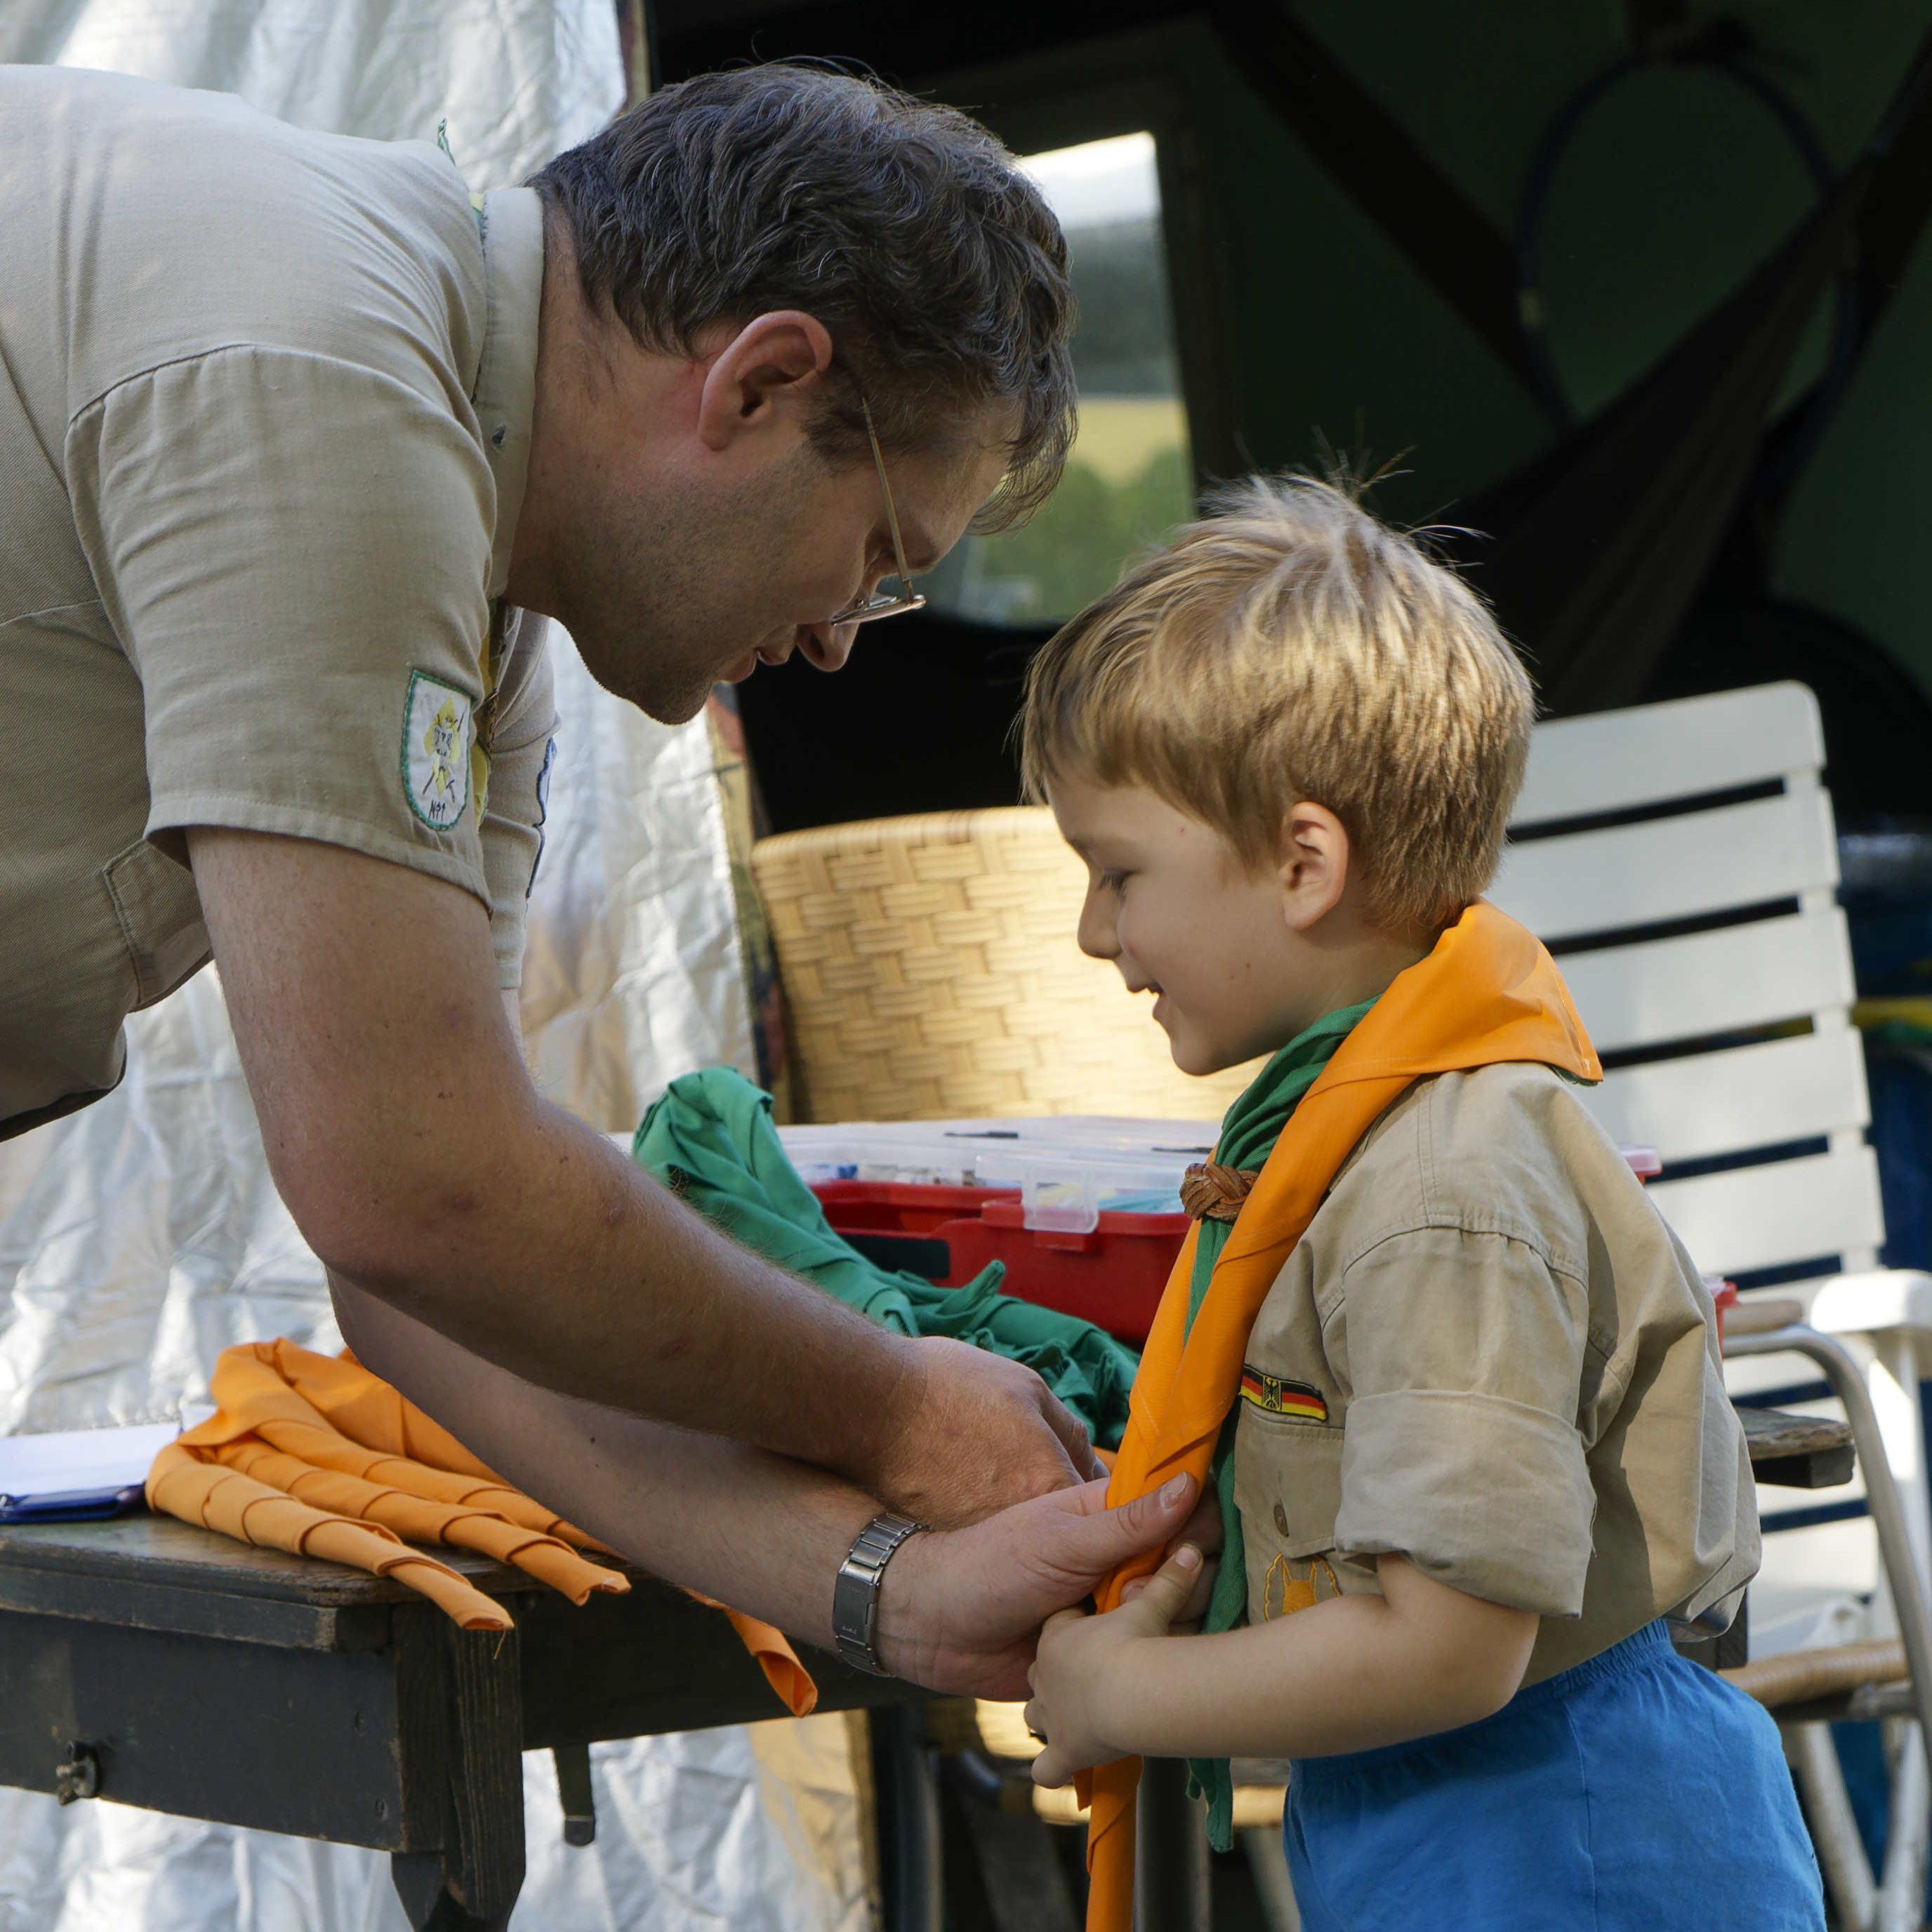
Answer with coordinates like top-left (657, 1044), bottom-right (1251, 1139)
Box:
top-left (695, 310), bottom-right (835, 452)
top-left (1277, 800), bottom-right (1351, 932)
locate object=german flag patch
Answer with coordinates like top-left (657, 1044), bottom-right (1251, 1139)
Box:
top-left (1239, 1366), bottom-right (1328, 1424)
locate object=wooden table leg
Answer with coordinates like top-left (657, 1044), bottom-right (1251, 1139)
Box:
top-left (390, 1610), bottom-right (527, 1931)
top-left (871, 1705), bottom-right (942, 1932)
top-left (1134, 1758), bottom-right (1210, 1932)
top-left (553, 1741), bottom-right (597, 1846)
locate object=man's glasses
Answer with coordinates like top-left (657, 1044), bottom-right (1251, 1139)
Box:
top-left (826, 400), bottom-right (928, 628)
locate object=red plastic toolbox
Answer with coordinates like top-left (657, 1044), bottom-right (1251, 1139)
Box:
top-left (933, 1198), bottom-right (1186, 1344)
top-left (814, 1180), bottom-right (1184, 1347)
top-left (811, 1178), bottom-right (1014, 1233)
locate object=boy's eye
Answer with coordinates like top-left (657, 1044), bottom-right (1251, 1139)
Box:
top-left (1099, 869), bottom-right (1130, 894)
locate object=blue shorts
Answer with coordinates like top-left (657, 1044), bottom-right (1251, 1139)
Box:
top-left (1284, 1620), bottom-right (1824, 1931)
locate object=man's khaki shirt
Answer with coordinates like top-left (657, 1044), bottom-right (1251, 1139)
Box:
top-left (0, 67), bottom-right (556, 1137)
top-left (1233, 1060), bottom-right (1757, 1684)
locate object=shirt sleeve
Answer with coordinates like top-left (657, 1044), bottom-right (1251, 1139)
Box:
top-left (477, 608), bottom-right (556, 988)
top-left (1331, 1224), bottom-right (1599, 1617)
top-left (67, 343), bottom-right (502, 920)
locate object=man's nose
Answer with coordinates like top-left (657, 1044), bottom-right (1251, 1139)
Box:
top-left (800, 621), bottom-right (860, 671)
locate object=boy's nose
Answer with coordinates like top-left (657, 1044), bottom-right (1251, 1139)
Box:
top-left (1076, 890), bottom-right (1120, 962)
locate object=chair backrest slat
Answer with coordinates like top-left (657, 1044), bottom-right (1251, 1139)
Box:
top-left (1588, 1027), bottom-right (1870, 1167)
top-left (1493, 781), bottom-right (1837, 941)
top-left (1646, 1146), bottom-right (1886, 1280)
top-left (1514, 680), bottom-right (1825, 826)
top-left (1554, 906), bottom-right (1854, 1057)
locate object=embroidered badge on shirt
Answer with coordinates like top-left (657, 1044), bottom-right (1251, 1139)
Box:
top-left (1262, 1554), bottom-right (1343, 1620)
top-left (1239, 1365), bottom-right (1328, 1423)
top-left (404, 671), bottom-right (474, 831)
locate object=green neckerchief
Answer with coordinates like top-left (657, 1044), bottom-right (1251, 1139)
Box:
top-left (1186, 998), bottom-right (1377, 1849)
top-left (630, 1066), bottom-right (1139, 1447)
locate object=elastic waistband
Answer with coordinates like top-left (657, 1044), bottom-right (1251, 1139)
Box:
top-left (1291, 1620), bottom-right (1674, 1785)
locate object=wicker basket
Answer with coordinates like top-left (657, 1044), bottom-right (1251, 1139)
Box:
top-left (750, 807), bottom-right (1262, 1123)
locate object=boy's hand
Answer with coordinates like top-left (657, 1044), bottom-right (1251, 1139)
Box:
top-left (1024, 1541), bottom-right (1204, 1787)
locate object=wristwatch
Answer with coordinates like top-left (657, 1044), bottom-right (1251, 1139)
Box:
top-left (832, 1512), bottom-right (925, 1676)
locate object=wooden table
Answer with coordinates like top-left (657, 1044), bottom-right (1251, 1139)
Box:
top-left (1739, 1404), bottom-right (1856, 1490)
top-left (0, 1406), bottom-right (1860, 1932)
top-left (0, 1514), bottom-right (925, 1931)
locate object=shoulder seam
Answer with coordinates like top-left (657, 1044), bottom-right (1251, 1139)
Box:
top-left (1339, 1217), bottom-right (1587, 1288)
top-left (1416, 1073), bottom-right (1440, 1219)
top-left (68, 341), bottom-right (265, 429)
top-left (67, 341), bottom-right (463, 435)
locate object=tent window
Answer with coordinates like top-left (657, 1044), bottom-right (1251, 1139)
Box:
top-left (920, 131), bottom-right (1196, 628)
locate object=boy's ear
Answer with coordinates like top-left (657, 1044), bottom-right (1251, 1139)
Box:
top-left (1276, 800), bottom-right (1351, 931)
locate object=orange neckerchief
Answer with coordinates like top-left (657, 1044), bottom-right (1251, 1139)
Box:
top-left (1077, 901), bottom-right (1599, 1932)
top-left (149, 1339), bottom-right (817, 1715)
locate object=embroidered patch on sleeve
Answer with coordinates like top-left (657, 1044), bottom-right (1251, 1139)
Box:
top-left (1239, 1366), bottom-right (1329, 1424)
top-left (527, 738), bottom-right (556, 897)
top-left (403, 671), bottom-right (474, 831)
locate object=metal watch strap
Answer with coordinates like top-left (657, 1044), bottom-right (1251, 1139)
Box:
top-left (832, 1512), bottom-right (925, 1676)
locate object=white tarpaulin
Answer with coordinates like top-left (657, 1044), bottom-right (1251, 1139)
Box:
top-left (0, 8), bottom-right (866, 1929)
top-left (0, 0), bottom-right (625, 191)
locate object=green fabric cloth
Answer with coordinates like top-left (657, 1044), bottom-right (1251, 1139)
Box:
top-left (1185, 999), bottom-right (1377, 1849)
top-left (630, 1066), bottom-right (1139, 1448)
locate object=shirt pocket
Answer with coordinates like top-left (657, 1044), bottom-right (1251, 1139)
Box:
top-left (1234, 1405), bottom-right (1347, 1559)
top-left (105, 836), bottom-right (210, 1009)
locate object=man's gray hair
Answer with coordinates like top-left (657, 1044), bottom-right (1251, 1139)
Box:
top-left (529, 64), bottom-right (1077, 529)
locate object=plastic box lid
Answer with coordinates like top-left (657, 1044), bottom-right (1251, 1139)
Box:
top-left (777, 1116), bottom-right (1218, 1233)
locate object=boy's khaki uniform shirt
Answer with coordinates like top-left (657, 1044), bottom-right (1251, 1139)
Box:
top-left (0, 67), bottom-right (555, 1138)
top-left (1234, 1059), bottom-right (1757, 1685)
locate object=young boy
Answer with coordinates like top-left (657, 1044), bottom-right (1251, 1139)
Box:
top-left (1016, 477), bottom-right (1823, 1931)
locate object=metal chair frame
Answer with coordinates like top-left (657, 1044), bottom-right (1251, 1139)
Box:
top-left (1725, 1322), bottom-right (1932, 1928)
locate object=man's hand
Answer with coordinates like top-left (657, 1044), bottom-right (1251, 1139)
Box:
top-left (1024, 1544), bottom-right (1203, 1785)
top-left (864, 1337), bottom-right (1104, 1528)
top-left (873, 1472), bottom-right (1200, 1698)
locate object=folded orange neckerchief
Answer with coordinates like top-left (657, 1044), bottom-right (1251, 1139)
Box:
top-left (1076, 901), bottom-right (1599, 1932)
top-left (148, 1338), bottom-right (817, 1714)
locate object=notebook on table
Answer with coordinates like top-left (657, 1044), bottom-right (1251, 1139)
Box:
top-left (0, 1416), bottom-right (208, 1523)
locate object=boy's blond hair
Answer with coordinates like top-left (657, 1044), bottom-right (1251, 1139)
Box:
top-left (1019, 475), bottom-right (1535, 935)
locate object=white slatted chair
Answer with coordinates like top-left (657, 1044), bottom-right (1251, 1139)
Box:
top-left (1491, 681), bottom-right (1932, 1931)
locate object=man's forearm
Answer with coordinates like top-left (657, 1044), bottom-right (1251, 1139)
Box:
top-left (336, 1276), bottom-right (875, 1643)
top-left (338, 1278), bottom-right (1203, 1700)
top-left (331, 1085), bottom-right (913, 1483)
top-left (190, 826), bottom-right (1091, 1523)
